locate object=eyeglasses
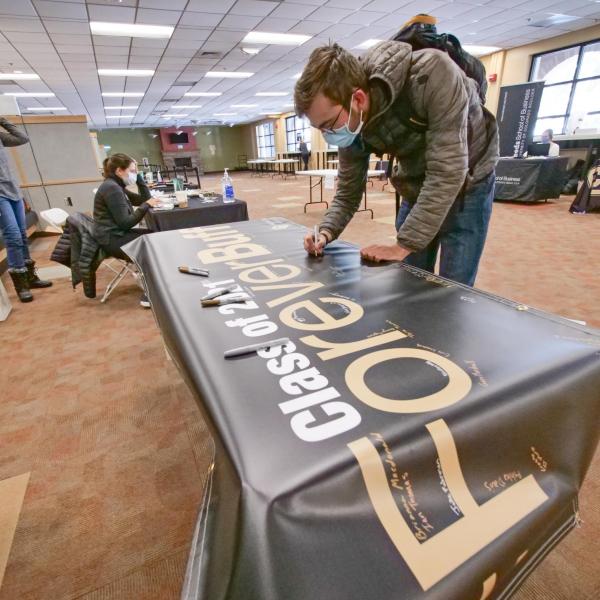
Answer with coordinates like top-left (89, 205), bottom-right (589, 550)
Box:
top-left (320, 104), bottom-right (345, 134)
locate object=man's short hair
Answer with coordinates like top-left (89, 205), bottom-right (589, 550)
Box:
top-left (294, 43), bottom-right (368, 117)
top-left (543, 129), bottom-right (554, 140)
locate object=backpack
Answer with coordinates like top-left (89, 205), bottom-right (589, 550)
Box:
top-left (392, 20), bottom-right (488, 103)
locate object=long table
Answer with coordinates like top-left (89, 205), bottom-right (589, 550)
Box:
top-left (126, 218), bottom-right (599, 600)
top-left (296, 169), bottom-right (385, 216)
top-left (145, 195), bottom-right (248, 232)
top-left (494, 157), bottom-right (569, 202)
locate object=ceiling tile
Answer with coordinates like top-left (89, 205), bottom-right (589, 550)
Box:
top-left (0, 17), bottom-right (45, 32)
top-left (220, 14), bottom-right (264, 29)
top-left (186, 0), bottom-right (236, 14)
top-left (44, 20), bottom-right (90, 34)
top-left (87, 5), bottom-right (136, 23)
top-left (33, 1), bottom-right (88, 20)
top-left (0, 0), bottom-right (36, 17)
top-left (255, 17), bottom-right (300, 32)
top-left (139, 0), bottom-right (188, 8)
top-left (289, 20), bottom-right (330, 35)
top-left (136, 9), bottom-right (182, 26)
top-left (306, 6), bottom-right (354, 22)
top-left (229, 1), bottom-right (279, 18)
top-left (180, 11), bottom-right (223, 28)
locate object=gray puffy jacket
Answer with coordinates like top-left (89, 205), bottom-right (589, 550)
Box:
top-left (321, 41), bottom-right (499, 251)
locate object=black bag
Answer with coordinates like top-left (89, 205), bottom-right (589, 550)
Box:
top-left (392, 19), bottom-right (488, 103)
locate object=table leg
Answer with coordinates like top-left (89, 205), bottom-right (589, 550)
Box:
top-left (304, 176), bottom-right (329, 212)
top-left (355, 183), bottom-right (374, 219)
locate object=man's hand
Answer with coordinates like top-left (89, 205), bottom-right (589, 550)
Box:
top-left (304, 231), bottom-right (327, 256)
top-left (360, 244), bottom-right (411, 263)
top-left (146, 198), bottom-right (161, 208)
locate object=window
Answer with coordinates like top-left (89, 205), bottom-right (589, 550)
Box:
top-left (530, 39), bottom-right (600, 135)
top-left (285, 115), bottom-right (312, 152)
top-left (256, 122), bottom-right (275, 158)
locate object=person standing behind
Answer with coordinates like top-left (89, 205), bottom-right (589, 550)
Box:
top-left (298, 137), bottom-right (310, 170)
top-left (296, 32), bottom-right (498, 286)
top-left (541, 129), bottom-right (560, 156)
top-left (0, 116), bottom-right (52, 303)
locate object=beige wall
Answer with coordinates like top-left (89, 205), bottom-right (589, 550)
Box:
top-left (482, 24), bottom-right (600, 115)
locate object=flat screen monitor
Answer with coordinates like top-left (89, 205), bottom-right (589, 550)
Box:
top-left (527, 143), bottom-right (550, 157)
top-left (169, 132), bottom-right (189, 144)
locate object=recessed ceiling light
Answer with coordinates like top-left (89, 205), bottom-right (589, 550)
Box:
top-left (161, 114), bottom-right (189, 117)
top-left (0, 73), bottom-right (40, 80)
top-left (26, 107), bottom-right (66, 111)
top-left (98, 69), bottom-right (154, 77)
top-left (4, 92), bottom-right (55, 97)
top-left (241, 47), bottom-right (261, 55)
top-left (231, 104), bottom-right (258, 108)
top-left (102, 92), bottom-right (144, 97)
top-left (462, 45), bottom-right (502, 56)
top-left (104, 105), bottom-right (139, 110)
top-left (354, 39), bottom-right (383, 50)
top-left (90, 21), bottom-right (174, 39)
top-left (205, 71), bottom-right (254, 79)
top-left (243, 31), bottom-right (311, 46)
top-left (172, 105), bottom-right (202, 109)
top-left (214, 112), bottom-right (237, 116)
top-left (255, 92), bottom-right (288, 97)
top-left (184, 92), bottom-right (222, 97)
top-left (106, 115), bottom-right (135, 119)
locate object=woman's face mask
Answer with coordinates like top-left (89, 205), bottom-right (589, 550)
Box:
top-left (122, 170), bottom-right (137, 186)
top-left (322, 95), bottom-right (364, 148)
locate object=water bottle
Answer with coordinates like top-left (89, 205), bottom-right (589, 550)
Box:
top-left (222, 168), bottom-right (235, 203)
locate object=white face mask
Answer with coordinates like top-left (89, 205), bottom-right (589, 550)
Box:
top-left (322, 95), bottom-right (364, 148)
top-left (123, 171), bottom-right (137, 186)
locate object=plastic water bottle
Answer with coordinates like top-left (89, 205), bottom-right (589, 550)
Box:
top-left (222, 168), bottom-right (235, 203)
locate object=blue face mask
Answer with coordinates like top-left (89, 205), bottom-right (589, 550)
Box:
top-left (322, 98), bottom-right (364, 148)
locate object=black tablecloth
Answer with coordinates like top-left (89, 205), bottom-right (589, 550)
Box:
top-left (145, 196), bottom-right (248, 232)
top-left (494, 157), bottom-right (569, 201)
top-left (125, 218), bottom-right (599, 600)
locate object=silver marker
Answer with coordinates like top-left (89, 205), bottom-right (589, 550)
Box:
top-left (200, 285), bottom-right (239, 302)
top-left (224, 337), bottom-right (290, 359)
top-left (201, 292), bottom-right (250, 307)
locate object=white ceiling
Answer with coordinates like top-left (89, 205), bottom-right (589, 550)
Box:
top-left (0, 0), bottom-right (599, 129)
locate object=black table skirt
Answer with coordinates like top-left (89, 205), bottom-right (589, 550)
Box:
top-left (146, 196), bottom-right (248, 232)
top-left (494, 157), bottom-right (569, 202)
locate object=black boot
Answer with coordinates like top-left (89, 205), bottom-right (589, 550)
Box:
top-left (25, 259), bottom-right (52, 289)
top-left (9, 269), bottom-right (33, 303)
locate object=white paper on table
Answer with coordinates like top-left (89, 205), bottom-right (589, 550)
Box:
top-left (324, 174), bottom-right (335, 190)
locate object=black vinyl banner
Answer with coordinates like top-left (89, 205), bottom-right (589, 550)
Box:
top-left (497, 82), bottom-right (545, 158)
top-left (125, 219), bottom-right (600, 600)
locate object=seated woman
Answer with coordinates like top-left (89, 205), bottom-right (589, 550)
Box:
top-left (93, 153), bottom-right (159, 307)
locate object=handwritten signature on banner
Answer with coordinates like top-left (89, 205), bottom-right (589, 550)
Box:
top-left (179, 223), bottom-right (549, 597)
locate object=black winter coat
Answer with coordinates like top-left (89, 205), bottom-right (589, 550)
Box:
top-left (51, 213), bottom-right (105, 298)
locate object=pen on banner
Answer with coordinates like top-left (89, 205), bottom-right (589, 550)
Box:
top-left (224, 337), bottom-right (290, 359)
top-left (200, 285), bottom-right (238, 302)
top-left (179, 265), bottom-right (209, 277)
top-left (313, 225), bottom-right (318, 257)
top-left (201, 292), bottom-right (250, 307)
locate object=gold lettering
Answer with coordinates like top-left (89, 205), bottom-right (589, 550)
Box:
top-left (346, 349), bottom-right (472, 413)
top-left (301, 330), bottom-right (408, 361)
top-left (251, 281), bottom-right (324, 308)
top-left (239, 264), bottom-right (302, 284)
top-left (348, 420), bottom-right (548, 591)
top-left (197, 243), bottom-right (271, 264)
top-left (279, 297), bottom-right (364, 331)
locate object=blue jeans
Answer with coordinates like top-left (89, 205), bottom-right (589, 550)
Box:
top-left (0, 196), bottom-right (31, 270)
top-left (396, 172), bottom-right (495, 286)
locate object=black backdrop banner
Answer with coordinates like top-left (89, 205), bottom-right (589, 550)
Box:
top-left (497, 82), bottom-right (545, 158)
top-left (125, 219), bottom-right (600, 600)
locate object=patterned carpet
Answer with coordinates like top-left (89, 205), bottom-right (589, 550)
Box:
top-left (0, 172), bottom-right (598, 599)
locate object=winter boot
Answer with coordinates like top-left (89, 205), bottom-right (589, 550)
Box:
top-left (9, 269), bottom-right (33, 302)
top-left (25, 259), bottom-right (53, 289)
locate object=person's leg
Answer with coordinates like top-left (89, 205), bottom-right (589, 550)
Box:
top-left (10, 198), bottom-right (53, 289)
top-left (396, 198), bottom-right (440, 273)
top-left (438, 172), bottom-right (495, 286)
top-left (0, 197), bottom-right (32, 302)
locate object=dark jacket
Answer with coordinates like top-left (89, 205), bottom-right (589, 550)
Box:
top-left (51, 212), bottom-right (105, 298)
top-left (321, 41), bottom-right (499, 252)
top-left (299, 142), bottom-right (310, 157)
top-left (93, 174), bottom-right (151, 246)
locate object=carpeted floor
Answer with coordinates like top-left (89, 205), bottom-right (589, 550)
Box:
top-left (0, 172), bottom-right (598, 599)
